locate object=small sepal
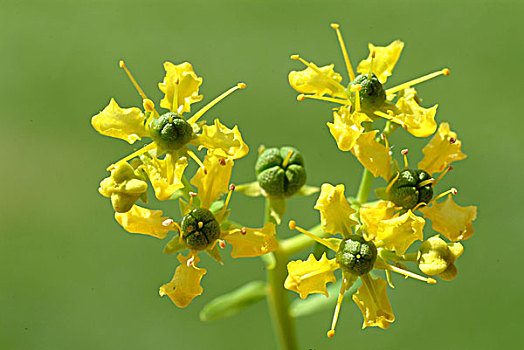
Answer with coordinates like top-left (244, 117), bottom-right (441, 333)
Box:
top-left (163, 235), bottom-right (187, 255)
top-left (235, 181), bottom-right (263, 197)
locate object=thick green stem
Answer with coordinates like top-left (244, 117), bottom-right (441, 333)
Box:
top-left (265, 198), bottom-right (298, 350)
top-left (355, 168), bottom-right (374, 206)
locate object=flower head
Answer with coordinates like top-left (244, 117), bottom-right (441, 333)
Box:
top-left (289, 23), bottom-right (450, 152)
top-left (285, 183), bottom-right (437, 336)
top-left (92, 60), bottom-right (248, 211)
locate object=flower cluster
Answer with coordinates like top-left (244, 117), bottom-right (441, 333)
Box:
top-left (91, 61), bottom-right (276, 307)
top-left (284, 23), bottom-right (477, 336)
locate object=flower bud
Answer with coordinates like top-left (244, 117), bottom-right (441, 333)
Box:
top-left (388, 169), bottom-right (434, 209)
top-left (347, 73), bottom-right (386, 112)
top-left (255, 146), bottom-right (307, 198)
top-left (336, 235), bottom-right (377, 276)
top-left (149, 112), bottom-right (193, 151)
top-left (180, 208), bottom-right (221, 250)
top-left (418, 235), bottom-right (463, 281)
top-left (98, 163), bottom-right (148, 213)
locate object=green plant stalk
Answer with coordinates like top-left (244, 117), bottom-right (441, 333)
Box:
top-left (265, 198), bottom-right (298, 350)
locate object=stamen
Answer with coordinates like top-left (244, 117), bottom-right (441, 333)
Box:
top-left (218, 240), bottom-right (226, 249)
top-left (417, 178), bottom-right (435, 188)
top-left (290, 54), bottom-right (347, 92)
top-left (386, 68), bottom-right (451, 95)
top-left (219, 184), bottom-right (235, 219)
top-left (430, 188), bottom-right (457, 204)
top-left (171, 78), bottom-right (179, 113)
top-left (434, 166), bottom-right (453, 185)
top-left (388, 264), bottom-right (436, 284)
top-left (330, 23), bottom-right (356, 81)
top-left (386, 172), bottom-right (400, 194)
top-left (374, 110), bottom-right (405, 126)
top-left (187, 150), bottom-right (207, 174)
top-left (119, 60), bottom-right (148, 100)
top-left (361, 274), bottom-right (381, 307)
top-left (288, 221), bottom-right (339, 251)
top-left (412, 202), bottom-right (427, 211)
top-left (106, 142), bottom-right (156, 171)
top-left (385, 270), bottom-right (395, 288)
top-left (401, 149), bottom-right (409, 169)
top-left (368, 51), bottom-right (376, 79)
top-left (327, 278), bottom-right (347, 339)
top-left (282, 150), bottom-right (293, 168)
top-left (297, 93), bottom-right (351, 105)
top-left (187, 83), bottom-right (246, 125)
top-left (350, 84), bottom-right (361, 111)
top-left (189, 191), bottom-right (197, 208)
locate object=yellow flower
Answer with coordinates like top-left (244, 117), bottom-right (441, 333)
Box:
top-left (289, 23), bottom-right (450, 145)
top-left (417, 235), bottom-right (464, 281)
top-left (92, 60), bottom-right (249, 206)
top-left (285, 184), bottom-right (437, 336)
top-left (156, 153), bottom-right (277, 308)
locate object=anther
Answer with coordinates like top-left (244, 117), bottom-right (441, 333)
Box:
top-left (290, 54), bottom-right (299, 60)
top-left (451, 188), bottom-right (458, 195)
top-left (297, 94), bottom-right (306, 101)
top-left (143, 99), bottom-right (155, 112)
top-left (187, 256), bottom-right (195, 267)
top-left (327, 330), bottom-right (335, 338)
top-left (229, 184), bottom-right (236, 191)
top-left (219, 158), bottom-right (226, 166)
top-left (289, 220), bottom-right (297, 230)
top-left (443, 68), bottom-right (451, 76)
top-left (330, 23), bottom-right (340, 29)
top-left (237, 83), bottom-right (247, 89)
top-left (401, 149), bottom-right (409, 155)
top-left (449, 137), bottom-right (457, 144)
top-left (189, 192), bottom-right (197, 197)
top-left (198, 221), bottom-right (204, 229)
top-left (241, 227), bottom-right (247, 235)
top-left (219, 240), bottom-right (226, 249)
top-left (162, 219), bottom-right (174, 227)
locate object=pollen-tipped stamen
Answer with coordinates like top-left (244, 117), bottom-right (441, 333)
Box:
top-left (374, 110), bottom-right (405, 126)
top-left (385, 269), bottom-right (395, 288)
top-left (288, 220), bottom-right (338, 251)
top-left (386, 172), bottom-right (400, 194)
top-left (107, 142), bottom-right (156, 171)
top-left (327, 278), bottom-right (347, 339)
top-left (187, 150), bottom-right (207, 174)
top-left (297, 93), bottom-right (351, 105)
top-left (401, 149), bottom-right (409, 169)
top-left (350, 84), bottom-right (361, 111)
top-left (170, 78), bottom-right (180, 113)
top-left (119, 60), bottom-right (148, 100)
top-left (368, 51), bottom-right (376, 79)
top-left (282, 150), bottom-right (293, 168)
top-left (290, 54), bottom-right (346, 92)
top-left (187, 83), bottom-right (246, 125)
top-left (330, 23), bottom-right (355, 81)
top-left (429, 187), bottom-right (457, 204)
top-left (386, 68), bottom-right (451, 95)
top-left (434, 166), bottom-right (453, 186)
top-left (388, 264), bottom-right (436, 284)
top-left (218, 183), bottom-right (235, 220)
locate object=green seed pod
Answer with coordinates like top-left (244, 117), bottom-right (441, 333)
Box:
top-left (149, 112), bottom-right (193, 151)
top-left (180, 208), bottom-right (221, 251)
top-left (347, 73), bottom-right (386, 112)
top-left (255, 146), bottom-right (307, 198)
top-left (336, 235), bottom-right (377, 276)
top-left (388, 169), bottom-right (434, 209)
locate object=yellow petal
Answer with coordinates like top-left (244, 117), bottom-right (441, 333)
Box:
top-left (314, 183), bottom-right (358, 237)
top-left (222, 222), bottom-right (278, 258)
top-left (192, 119), bottom-right (249, 159)
top-left (357, 40), bottom-right (404, 84)
top-left (375, 210), bottom-right (425, 255)
top-left (394, 88), bottom-right (438, 137)
top-left (420, 195), bottom-right (477, 241)
top-left (140, 154), bottom-right (188, 200)
top-left (351, 131), bottom-right (392, 180)
top-left (158, 61), bottom-right (203, 113)
top-left (418, 122), bottom-right (467, 175)
top-left (114, 205), bottom-right (176, 239)
top-left (360, 201), bottom-right (396, 241)
top-left (327, 107), bottom-right (372, 151)
top-left (288, 63), bottom-right (347, 98)
top-left (159, 254), bottom-right (207, 308)
top-left (98, 162), bottom-right (148, 213)
top-left (284, 253), bottom-right (338, 299)
top-left (91, 98), bottom-right (147, 144)
top-left (352, 276), bottom-right (395, 329)
top-left (191, 154), bottom-right (233, 209)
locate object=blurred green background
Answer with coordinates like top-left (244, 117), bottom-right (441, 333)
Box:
top-left (1, 0), bottom-right (523, 348)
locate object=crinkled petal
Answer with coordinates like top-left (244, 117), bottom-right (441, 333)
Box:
top-left (351, 131), bottom-right (392, 180)
top-left (394, 88), bottom-right (437, 137)
top-left (288, 63), bottom-right (346, 98)
top-left (375, 210), bottom-right (425, 254)
top-left (192, 119), bottom-right (249, 159)
top-left (284, 253), bottom-right (338, 299)
top-left (222, 223), bottom-right (277, 258)
top-left (418, 122), bottom-right (467, 175)
top-left (314, 183), bottom-right (358, 238)
top-left (420, 195), bottom-right (477, 241)
top-left (357, 40), bottom-right (404, 84)
top-left (159, 254), bottom-right (206, 308)
top-left (141, 154), bottom-right (188, 200)
top-left (327, 107), bottom-right (372, 151)
top-left (158, 61), bottom-right (203, 114)
top-left (191, 154), bottom-right (233, 209)
top-left (352, 276), bottom-right (395, 329)
top-left (91, 98), bottom-right (147, 144)
top-left (360, 201), bottom-right (396, 241)
top-left (114, 205), bottom-right (177, 239)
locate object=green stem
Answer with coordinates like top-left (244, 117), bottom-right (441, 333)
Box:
top-left (265, 198), bottom-right (298, 350)
top-left (355, 168), bottom-right (374, 206)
